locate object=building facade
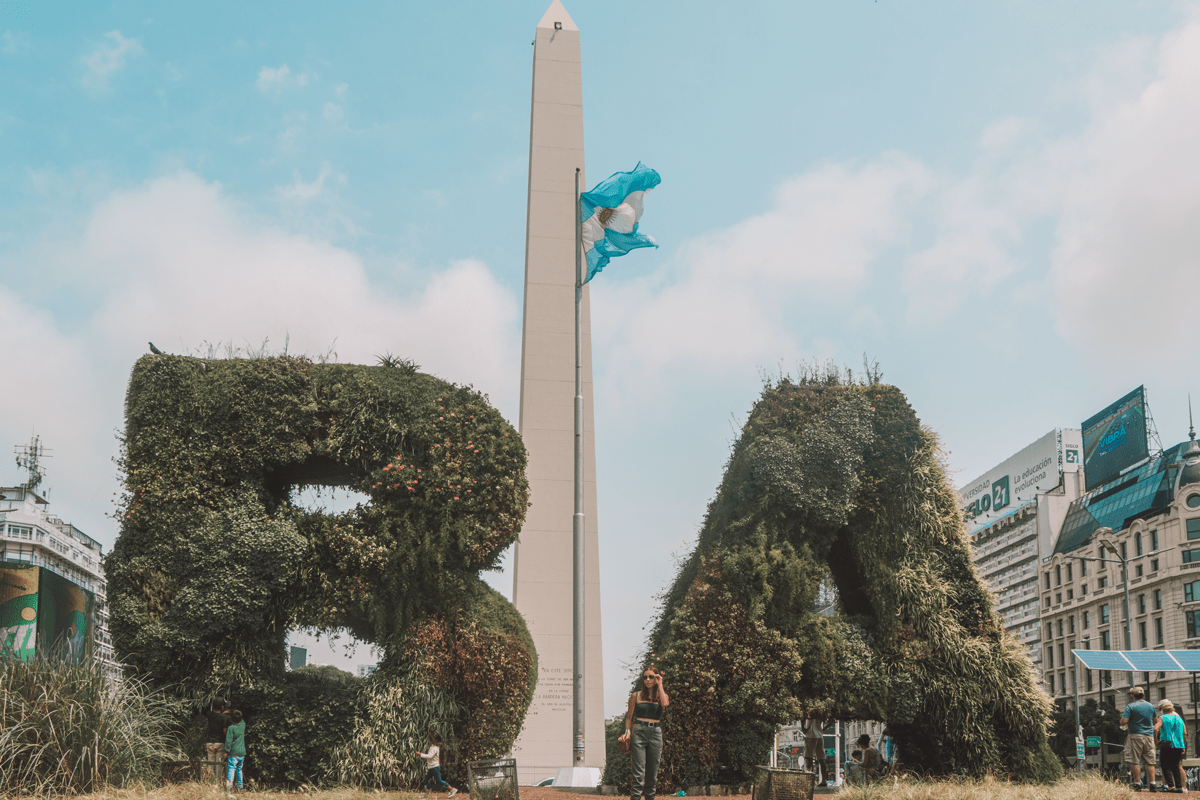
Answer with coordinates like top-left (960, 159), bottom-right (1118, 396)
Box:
top-left (959, 429), bottom-right (1084, 668)
top-left (1040, 430), bottom-right (1200, 748)
top-left (0, 486), bottom-right (118, 679)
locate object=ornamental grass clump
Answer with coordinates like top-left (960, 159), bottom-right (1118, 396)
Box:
top-left (0, 652), bottom-right (177, 796)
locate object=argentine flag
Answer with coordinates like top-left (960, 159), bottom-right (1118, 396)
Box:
top-left (580, 162), bottom-right (661, 284)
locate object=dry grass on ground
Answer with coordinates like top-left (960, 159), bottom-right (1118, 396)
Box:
top-left (837, 774), bottom-right (1133, 800)
top-left (34, 775), bottom-right (1139, 800)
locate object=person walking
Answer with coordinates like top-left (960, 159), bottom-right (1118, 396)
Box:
top-left (225, 709), bottom-right (246, 792)
top-left (1122, 686), bottom-right (1160, 792)
top-left (417, 731), bottom-right (457, 797)
top-left (1158, 700), bottom-right (1186, 794)
top-left (618, 668), bottom-right (670, 800)
top-left (800, 718), bottom-right (830, 786)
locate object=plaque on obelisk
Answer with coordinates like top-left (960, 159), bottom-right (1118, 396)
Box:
top-left (511, 0), bottom-right (606, 785)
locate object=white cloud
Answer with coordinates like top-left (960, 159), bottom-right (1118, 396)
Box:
top-left (256, 64), bottom-right (310, 94)
top-left (275, 164), bottom-right (344, 202)
top-left (81, 31), bottom-right (142, 91)
top-left (1045, 17), bottom-right (1200, 368)
top-left (79, 173), bottom-right (518, 404)
top-left (2, 30), bottom-right (33, 55)
top-left (593, 155), bottom-right (928, 387)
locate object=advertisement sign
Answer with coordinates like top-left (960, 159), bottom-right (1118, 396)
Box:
top-left (0, 565), bottom-right (40, 661)
top-left (0, 566), bottom-right (94, 662)
top-left (1081, 386), bottom-right (1149, 492)
top-left (37, 568), bottom-right (94, 661)
top-left (959, 430), bottom-right (1076, 525)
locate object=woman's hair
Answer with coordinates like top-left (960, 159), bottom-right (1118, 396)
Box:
top-left (231, 709), bottom-right (243, 723)
top-left (639, 668), bottom-right (661, 703)
top-left (428, 730), bottom-right (445, 747)
top-left (857, 734), bottom-right (871, 747)
top-left (1158, 699), bottom-right (1176, 713)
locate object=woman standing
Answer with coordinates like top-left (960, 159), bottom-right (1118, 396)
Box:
top-left (1158, 700), bottom-right (1187, 793)
top-left (618, 668), bottom-right (670, 800)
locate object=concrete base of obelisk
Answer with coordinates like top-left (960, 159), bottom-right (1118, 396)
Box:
top-left (552, 767), bottom-right (601, 788)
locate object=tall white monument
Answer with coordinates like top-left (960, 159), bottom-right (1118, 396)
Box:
top-left (512, 0), bottom-right (606, 785)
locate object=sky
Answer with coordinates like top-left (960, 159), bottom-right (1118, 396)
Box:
top-left (3, 0), bottom-right (1200, 716)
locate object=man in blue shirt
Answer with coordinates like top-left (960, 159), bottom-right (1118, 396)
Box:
top-left (1121, 686), bottom-right (1160, 791)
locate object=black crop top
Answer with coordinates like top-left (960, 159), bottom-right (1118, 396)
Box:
top-left (634, 700), bottom-right (662, 720)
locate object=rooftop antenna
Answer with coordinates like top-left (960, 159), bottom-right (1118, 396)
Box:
top-left (14, 435), bottom-right (50, 494)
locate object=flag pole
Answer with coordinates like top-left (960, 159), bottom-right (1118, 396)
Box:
top-left (573, 166), bottom-right (586, 764)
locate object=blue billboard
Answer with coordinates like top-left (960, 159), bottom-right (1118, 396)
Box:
top-left (1081, 386), bottom-right (1149, 492)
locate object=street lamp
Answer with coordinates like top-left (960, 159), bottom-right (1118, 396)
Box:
top-left (1096, 531), bottom-right (1134, 687)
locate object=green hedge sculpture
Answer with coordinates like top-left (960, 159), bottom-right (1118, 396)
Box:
top-left (627, 375), bottom-right (1060, 786)
top-left (105, 354), bottom-right (535, 782)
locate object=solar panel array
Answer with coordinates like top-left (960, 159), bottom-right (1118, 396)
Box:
top-left (1072, 650), bottom-right (1200, 671)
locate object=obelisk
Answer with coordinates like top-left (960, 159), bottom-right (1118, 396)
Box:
top-left (512, 0), bottom-right (605, 785)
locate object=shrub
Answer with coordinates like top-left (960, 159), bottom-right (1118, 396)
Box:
top-left (0, 651), bottom-right (177, 795)
top-left (642, 373), bottom-right (1061, 784)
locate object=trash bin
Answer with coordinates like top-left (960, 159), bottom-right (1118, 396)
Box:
top-left (466, 757), bottom-right (520, 800)
top-left (753, 767), bottom-right (814, 800)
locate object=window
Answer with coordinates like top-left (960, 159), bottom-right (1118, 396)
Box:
top-left (1135, 564), bottom-right (1144, 577)
top-left (1067, 564), bottom-right (1073, 581)
top-left (1081, 559), bottom-right (1088, 577)
top-left (1152, 530), bottom-right (1159, 550)
top-left (1101, 604), bottom-right (1110, 624)
top-left (1188, 610), bottom-right (1200, 639)
top-left (1192, 683), bottom-right (1200, 704)
top-left (1058, 643), bottom-right (1065, 665)
top-left (1045, 573), bottom-right (1052, 590)
top-left (1067, 589), bottom-right (1074, 600)
top-left (1044, 596), bottom-right (1050, 608)
top-left (1139, 621), bottom-right (1147, 648)
top-left (1136, 533), bottom-right (1143, 556)
top-left (1159, 687), bottom-right (1167, 701)
top-left (1047, 622), bottom-right (1054, 640)
top-left (1121, 542), bottom-right (1128, 560)
top-left (1084, 610), bottom-right (1090, 629)
top-left (7, 525), bottom-right (33, 540)
top-left (1185, 549), bottom-right (1200, 564)
top-left (1082, 583), bottom-right (1089, 594)
top-left (1069, 615), bottom-right (1076, 634)
top-left (1086, 670), bottom-right (1094, 691)
top-left (1139, 594), bottom-right (1146, 614)
top-left (1056, 565), bottom-right (1062, 586)
top-left (1047, 647), bottom-right (1054, 668)
top-left (1155, 589), bottom-right (1162, 610)
top-left (1186, 580), bottom-right (1200, 603)
top-left (1057, 619), bottom-right (1064, 637)
top-left (1187, 495), bottom-right (1200, 509)
top-left (1188, 519), bottom-right (1200, 541)
top-left (1102, 630), bottom-right (1111, 649)
top-left (1156, 617), bottom-right (1163, 645)
top-left (1151, 559), bottom-right (1159, 572)
top-left (1099, 576), bottom-right (1109, 589)
top-left (1056, 592), bottom-right (1062, 604)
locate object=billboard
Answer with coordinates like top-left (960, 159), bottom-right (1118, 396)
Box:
top-left (1081, 386), bottom-right (1149, 492)
top-left (0, 565), bottom-right (39, 661)
top-left (37, 568), bottom-right (94, 660)
top-left (959, 429), bottom-right (1077, 526)
top-left (0, 565), bottom-right (93, 662)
